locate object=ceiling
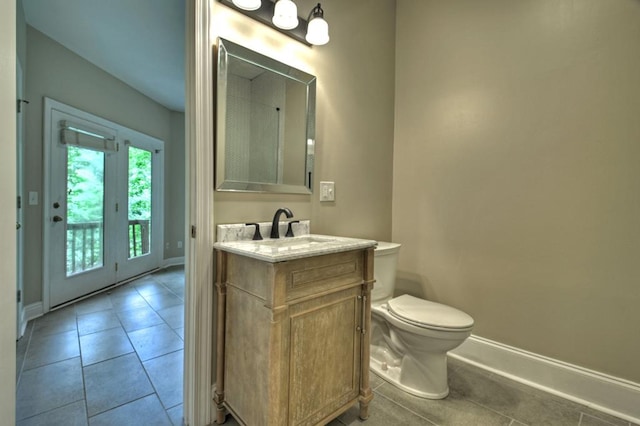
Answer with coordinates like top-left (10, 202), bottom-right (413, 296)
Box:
top-left (22, 0), bottom-right (186, 112)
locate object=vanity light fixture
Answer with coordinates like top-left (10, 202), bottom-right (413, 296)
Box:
top-left (232, 0), bottom-right (261, 11)
top-left (305, 3), bottom-right (329, 45)
top-left (219, 0), bottom-right (330, 46)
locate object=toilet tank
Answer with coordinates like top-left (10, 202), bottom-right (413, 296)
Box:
top-left (372, 242), bottom-right (401, 305)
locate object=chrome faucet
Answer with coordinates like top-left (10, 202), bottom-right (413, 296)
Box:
top-left (270, 207), bottom-right (293, 239)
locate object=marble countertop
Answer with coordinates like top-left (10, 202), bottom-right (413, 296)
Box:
top-left (213, 234), bottom-right (377, 263)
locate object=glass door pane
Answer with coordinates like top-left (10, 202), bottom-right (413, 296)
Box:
top-left (128, 147), bottom-right (152, 259)
top-left (66, 146), bottom-right (105, 276)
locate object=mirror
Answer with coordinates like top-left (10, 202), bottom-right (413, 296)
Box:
top-left (216, 38), bottom-right (316, 194)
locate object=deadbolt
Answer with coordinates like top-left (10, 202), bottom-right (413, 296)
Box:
top-left (53, 202), bottom-right (60, 209)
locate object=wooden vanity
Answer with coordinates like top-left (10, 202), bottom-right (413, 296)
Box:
top-left (214, 236), bottom-right (375, 425)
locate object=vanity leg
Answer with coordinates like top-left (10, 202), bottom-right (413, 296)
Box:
top-left (216, 408), bottom-right (226, 424)
top-left (359, 390), bottom-right (373, 420)
top-left (215, 250), bottom-right (228, 425)
top-left (213, 393), bottom-right (226, 424)
top-left (359, 248), bottom-right (375, 420)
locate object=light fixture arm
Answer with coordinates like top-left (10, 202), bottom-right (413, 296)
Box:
top-left (307, 3), bottom-right (324, 21)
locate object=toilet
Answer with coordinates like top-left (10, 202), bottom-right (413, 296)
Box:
top-left (370, 242), bottom-right (474, 399)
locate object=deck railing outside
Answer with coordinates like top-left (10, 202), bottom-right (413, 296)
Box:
top-left (128, 219), bottom-right (150, 258)
top-left (66, 219), bottom-right (150, 275)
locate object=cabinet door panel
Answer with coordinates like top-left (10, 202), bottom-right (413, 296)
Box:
top-left (288, 291), bottom-right (361, 425)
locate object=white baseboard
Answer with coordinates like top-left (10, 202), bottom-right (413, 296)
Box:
top-left (24, 302), bottom-right (44, 324)
top-left (162, 256), bottom-right (185, 268)
top-left (17, 305), bottom-right (27, 339)
top-left (450, 335), bottom-right (640, 424)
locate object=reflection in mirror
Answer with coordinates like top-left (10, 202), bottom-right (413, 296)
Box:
top-left (216, 38), bottom-right (316, 194)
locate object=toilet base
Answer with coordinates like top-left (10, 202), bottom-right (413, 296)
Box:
top-left (370, 358), bottom-right (449, 400)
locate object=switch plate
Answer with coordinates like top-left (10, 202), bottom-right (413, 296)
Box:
top-left (29, 191), bottom-right (38, 205)
top-left (319, 181), bottom-right (335, 202)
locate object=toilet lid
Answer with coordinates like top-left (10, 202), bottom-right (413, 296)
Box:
top-left (388, 294), bottom-right (474, 330)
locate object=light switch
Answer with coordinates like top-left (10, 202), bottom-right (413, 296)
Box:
top-left (29, 191), bottom-right (38, 205)
top-left (319, 181), bottom-right (335, 202)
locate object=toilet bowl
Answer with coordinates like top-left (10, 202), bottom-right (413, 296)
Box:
top-left (371, 242), bottom-right (474, 399)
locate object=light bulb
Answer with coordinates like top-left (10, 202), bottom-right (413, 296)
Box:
top-left (305, 3), bottom-right (329, 45)
top-left (272, 0), bottom-right (299, 30)
top-left (232, 0), bottom-right (261, 11)
top-left (306, 16), bottom-right (329, 45)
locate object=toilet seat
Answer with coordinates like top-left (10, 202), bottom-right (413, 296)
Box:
top-left (387, 295), bottom-right (474, 331)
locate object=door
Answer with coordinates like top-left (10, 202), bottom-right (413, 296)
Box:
top-left (117, 133), bottom-right (164, 279)
top-left (45, 99), bottom-right (163, 308)
top-left (288, 288), bottom-right (362, 425)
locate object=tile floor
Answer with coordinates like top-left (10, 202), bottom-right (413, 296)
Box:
top-left (16, 266), bottom-right (637, 426)
top-left (328, 359), bottom-right (638, 426)
top-left (16, 266), bottom-right (185, 426)
top-left (215, 359), bottom-right (637, 426)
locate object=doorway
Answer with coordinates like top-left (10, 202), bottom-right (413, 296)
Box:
top-left (12, 0), bottom-right (213, 423)
top-left (45, 99), bottom-right (164, 308)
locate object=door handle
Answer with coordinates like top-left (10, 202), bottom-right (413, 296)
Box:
top-left (16, 222), bottom-right (21, 230)
top-left (53, 215), bottom-right (64, 222)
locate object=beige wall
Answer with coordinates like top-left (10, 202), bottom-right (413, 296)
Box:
top-left (0, 0), bottom-right (17, 420)
top-left (166, 111), bottom-right (187, 259)
top-left (211, 0), bottom-right (395, 242)
top-left (23, 26), bottom-right (184, 305)
top-left (393, 0), bottom-right (640, 383)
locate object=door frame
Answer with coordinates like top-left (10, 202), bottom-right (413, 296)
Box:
top-left (43, 97), bottom-right (165, 310)
top-left (183, 0), bottom-right (215, 424)
top-left (2, 0), bottom-right (17, 421)
top-left (16, 58), bottom-right (25, 338)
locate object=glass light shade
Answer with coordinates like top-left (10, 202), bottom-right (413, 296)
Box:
top-left (272, 0), bottom-right (299, 30)
top-left (305, 16), bottom-right (329, 45)
top-left (232, 0), bottom-right (261, 11)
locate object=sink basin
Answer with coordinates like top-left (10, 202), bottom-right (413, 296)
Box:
top-left (214, 234), bottom-right (377, 262)
top-left (253, 236), bottom-right (336, 248)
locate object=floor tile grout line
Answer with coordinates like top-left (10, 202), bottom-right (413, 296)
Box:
top-left (16, 398), bottom-right (87, 424)
top-left (86, 390), bottom-right (157, 420)
top-left (463, 396), bottom-right (531, 426)
top-left (15, 320), bottom-right (34, 389)
top-left (19, 353), bottom-right (82, 374)
top-left (140, 347), bottom-right (184, 364)
top-left (76, 311), bottom-right (91, 424)
top-left (372, 388), bottom-right (439, 425)
top-left (581, 410), bottom-right (632, 426)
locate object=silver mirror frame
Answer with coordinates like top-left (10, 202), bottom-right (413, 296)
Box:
top-left (215, 38), bottom-right (316, 194)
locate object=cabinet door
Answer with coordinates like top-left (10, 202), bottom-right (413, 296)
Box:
top-left (288, 288), bottom-right (362, 425)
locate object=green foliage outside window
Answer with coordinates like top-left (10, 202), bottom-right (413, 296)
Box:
top-left (65, 145), bottom-right (153, 274)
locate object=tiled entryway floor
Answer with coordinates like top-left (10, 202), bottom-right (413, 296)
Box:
top-left (16, 265), bottom-right (637, 426)
top-left (16, 266), bottom-right (185, 426)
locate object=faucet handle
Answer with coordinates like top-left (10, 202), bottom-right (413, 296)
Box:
top-left (285, 220), bottom-right (300, 238)
top-left (245, 223), bottom-right (263, 240)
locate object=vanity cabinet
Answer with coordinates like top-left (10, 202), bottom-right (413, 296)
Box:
top-left (214, 247), bottom-right (374, 426)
